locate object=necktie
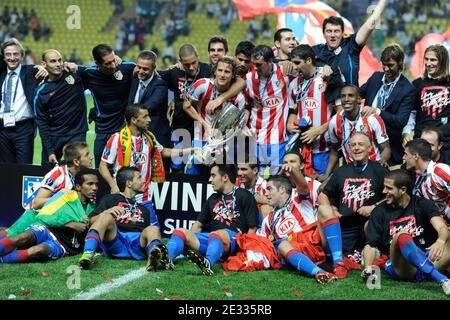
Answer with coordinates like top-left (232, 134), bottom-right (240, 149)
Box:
top-left (138, 82), bottom-right (146, 103)
top-left (376, 82), bottom-right (389, 110)
top-left (4, 71), bottom-right (16, 113)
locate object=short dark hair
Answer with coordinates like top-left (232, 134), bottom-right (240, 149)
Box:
top-left (237, 152), bottom-right (259, 170)
top-left (63, 141), bottom-right (89, 165)
top-left (179, 43), bottom-right (198, 59)
top-left (267, 175), bottom-right (293, 195)
top-left (92, 44), bottom-right (113, 63)
top-left (341, 84), bottom-right (360, 97)
top-left (323, 16), bottom-right (344, 33)
top-left (235, 40), bottom-right (255, 58)
top-left (274, 28), bottom-right (293, 42)
top-left (208, 36), bottom-right (228, 52)
top-left (212, 164), bottom-right (237, 184)
top-left (290, 44), bottom-right (316, 64)
top-left (422, 127), bottom-right (443, 144)
top-left (75, 168), bottom-right (99, 187)
top-left (125, 104), bottom-right (147, 124)
top-left (386, 169), bottom-right (413, 195)
top-left (405, 139), bottom-right (432, 161)
top-left (381, 44), bottom-right (404, 67)
top-left (116, 166), bottom-right (140, 192)
top-left (251, 45), bottom-right (274, 62)
top-left (137, 50), bottom-right (157, 63)
top-left (283, 150), bottom-right (304, 164)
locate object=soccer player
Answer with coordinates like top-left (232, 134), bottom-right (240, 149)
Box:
top-left (313, 0), bottom-right (387, 85)
top-left (5, 141), bottom-right (93, 237)
top-left (100, 104), bottom-right (193, 202)
top-left (207, 36), bottom-right (228, 67)
top-left (318, 132), bottom-right (389, 255)
top-left (78, 44), bottom-right (136, 167)
top-left (78, 167), bottom-right (170, 272)
top-left (273, 28), bottom-right (296, 62)
top-left (246, 45), bottom-right (291, 174)
top-left (34, 49), bottom-right (88, 165)
top-left (162, 164), bottom-right (259, 276)
top-left (183, 56), bottom-right (249, 177)
top-left (258, 163), bottom-right (347, 283)
top-left (287, 44), bottom-right (344, 176)
top-left (234, 40), bottom-right (255, 78)
top-left (362, 169), bottom-right (450, 296)
top-left (159, 44), bottom-right (212, 173)
top-left (0, 168), bottom-right (98, 263)
top-left (420, 127), bottom-right (449, 164)
top-left (322, 85), bottom-right (390, 181)
top-left (403, 139), bottom-right (450, 226)
top-left (236, 155), bottom-right (271, 222)
top-left (402, 44), bottom-right (450, 162)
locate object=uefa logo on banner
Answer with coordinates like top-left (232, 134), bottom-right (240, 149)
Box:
top-left (22, 176), bottom-right (43, 209)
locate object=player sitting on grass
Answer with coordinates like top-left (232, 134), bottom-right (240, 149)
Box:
top-left (362, 169), bottom-right (450, 296)
top-left (78, 166), bottom-right (173, 272)
top-left (0, 168), bottom-right (98, 263)
top-left (157, 164), bottom-right (259, 276)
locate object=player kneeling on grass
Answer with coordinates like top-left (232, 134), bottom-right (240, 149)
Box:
top-left (158, 164), bottom-right (259, 276)
top-left (258, 164), bottom-right (346, 284)
top-left (0, 168), bottom-right (98, 263)
top-left (78, 166), bottom-right (173, 272)
top-left (362, 169), bottom-right (450, 296)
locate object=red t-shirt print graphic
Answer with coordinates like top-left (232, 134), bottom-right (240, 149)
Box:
top-left (420, 86), bottom-right (449, 119)
top-left (342, 178), bottom-right (375, 211)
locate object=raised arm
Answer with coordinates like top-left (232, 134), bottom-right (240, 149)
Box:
top-left (355, 0), bottom-right (387, 47)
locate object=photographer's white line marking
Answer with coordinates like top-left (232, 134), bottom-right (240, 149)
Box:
top-left (71, 267), bottom-right (147, 300)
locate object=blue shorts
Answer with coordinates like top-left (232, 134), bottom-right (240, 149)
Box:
top-left (194, 229), bottom-right (238, 257)
top-left (100, 229), bottom-right (146, 260)
top-left (254, 141), bottom-right (288, 174)
top-left (385, 255), bottom-right (430, 282)
top-left (140, 201), bottom-right (160, 227)
top-left (312, 151), bottom-right (329, 176)
top-left (26, 224), bottom-right (66, 259)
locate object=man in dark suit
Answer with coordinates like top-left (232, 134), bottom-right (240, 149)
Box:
top-left (360, 44), bottom-right (416, 165)
top-left (0, 38), bottom-right (42, 164)
top-left (129, 51), bottom-right (169, 149)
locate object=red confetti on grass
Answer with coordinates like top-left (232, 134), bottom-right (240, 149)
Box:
top-left (41, 272), bottom-right (49, 277)
top-left (155, 292), bottom-right (164, 297)
top-left (102, 272), bottom-right (108, 276)
top-left (294, 291), bottom-right (302, 297)
top-left (207, 293), bottom-right (213, 298)
top-left (21, 290), bottom-right (31, 296)
top-left (223, 271), bottom-right (230, 277)
top-left (244, 296), bottom-right (253, 300)
top-left (105, 279), bottom-right (113, 283)
top-left (222, 288), bottom-right (230, 291)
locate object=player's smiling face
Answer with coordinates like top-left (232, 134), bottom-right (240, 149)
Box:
top-left (214, 61), bottom-right (233, 88)
top-left (131, 171), bottom-right (145, 193)
top-left (136, 58), bottom-right (155, 81)
top-left (237, 164), bottom-right (257, 187)
top-left (383, 178), bottom-right (402, 206)
top-left (208, 42), bottom-right (227, 65)
top-left (424, 51), bottom-right (439, 77)
top-left (341, 86), bottom-right (360, 113)
top-left (44, 50), bottom-right (63, 78)
top-left (276, 31), bottom-right (296, 56)
top-left (349, 134), bottom-right (370, 164)
top-left (283, 153), bottom-right (303, 171)
top-left (324, 23), bottom-right (343, 50)
top-left (98, 52), bottom-right (116, 75)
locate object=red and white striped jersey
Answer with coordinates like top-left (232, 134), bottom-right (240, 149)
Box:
top-left (189, 78), bottom-right (246, 141)
top-left (258, 177), bottom-right (321, 240)
top-left (245, 63), bottom-right (290, 144)
top-left (288, 67), bottom-right (334, 153)
top-left (102, 132), bottom-right (163, 202)
top-left (236, 176), bottom-right (268, 196)
top-left (328, 110), bottom-right (389, 163)
top-left (417, 161), bottom-right (450, 226)
top-left (40, 164), bottom-right (74, 193)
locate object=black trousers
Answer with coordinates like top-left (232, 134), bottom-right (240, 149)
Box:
top-left (0, 118), bottom-right (34, 164)
top-left (94, 132), bottom-right (114, 168)
top-left (41, 132), bottom-right (87, 165)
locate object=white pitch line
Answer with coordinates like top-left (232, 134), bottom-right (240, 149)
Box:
top-left (71, 267), bottom-right (148, 300)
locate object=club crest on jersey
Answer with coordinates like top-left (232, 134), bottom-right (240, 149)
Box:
top-left (22, 176), bottom-right (43, 209)
top-left (135, 153), bottom-right (147, 164)
top-left (263, 97), bottom-right (281, 108)
top-left (114, 70), bottom-right (123, 80)
top-left (441, 117), bottom-right (448, 125)
top-left (304, 98), bottom-right (319, 110)
top-left (65, 75), bottom-right (75, 85)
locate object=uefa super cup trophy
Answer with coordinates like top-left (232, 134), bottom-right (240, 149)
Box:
top-left (188, 102), bottom-right (246, 165)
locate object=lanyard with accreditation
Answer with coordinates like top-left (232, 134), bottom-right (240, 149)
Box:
top-left (1, 72), bottom-right (20, 127)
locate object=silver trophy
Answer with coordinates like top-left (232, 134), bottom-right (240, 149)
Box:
top-left (189, 102), bottom-right (246, 164)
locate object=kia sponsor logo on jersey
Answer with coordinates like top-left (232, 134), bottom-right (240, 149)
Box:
top-left (303, 98), bottom-right (319, 110)
top-left (264, 97), bottom-right (281, 108)
top-left (278, 218), bottom-right (296, 235)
